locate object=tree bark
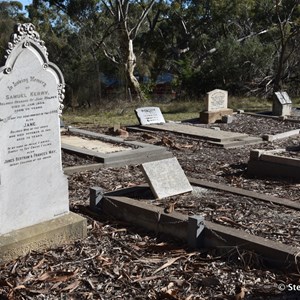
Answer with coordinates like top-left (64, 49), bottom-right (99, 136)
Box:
top-left (124, 39), bottom-right (145, 101)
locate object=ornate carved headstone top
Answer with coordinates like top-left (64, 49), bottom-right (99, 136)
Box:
top-left (2, 23), bottom-right (64, 114)
top-left (4, 23), bottom-right (48, 61)
top-left (0, 23), bottom-right (69, 235)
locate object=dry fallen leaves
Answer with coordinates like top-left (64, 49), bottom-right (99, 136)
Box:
top-left (2, 115), bottom-right (300, 299)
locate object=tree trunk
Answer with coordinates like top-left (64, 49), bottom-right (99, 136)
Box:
top-left (124, 39), bottom-right (145, 101)
top-left (273, 43), bottom-right (286, 92)
top-left (95, 58), bottom-right (102, 105)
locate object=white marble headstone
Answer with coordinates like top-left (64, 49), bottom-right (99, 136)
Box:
top-left (135, 106), bottom-right (165, 125)
top-left (274, 91), bottom-right (292, 105)
top-left (0, 24), bottom-right (69, 235)
top-left (205, 89), bottom-right (228, 112)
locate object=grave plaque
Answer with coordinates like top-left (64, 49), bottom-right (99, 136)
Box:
top-left (273, 91), bottom-right (292, 116)
top-left (200, 89), bottom-right (233, 124)
top-left (135, 106), bottom-right (165, 125)
top-left (141, 157), bottom-right (192, 199)
top-left (0, 24), bottom-right (86, 261)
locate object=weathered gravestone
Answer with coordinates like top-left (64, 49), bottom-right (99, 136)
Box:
top-left (0, 24), bottom-right (86, 262)
top-left (273, 91), bottom-right (292, 116)
top-left (199, 89), bottom-right (233, 123)
top-left (135, 106), bottom-right (165, 125)
top-left (140, 157), bottom-right (193, 199)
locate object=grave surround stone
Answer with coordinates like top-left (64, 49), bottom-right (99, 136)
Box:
top-left (140, 157), bottom-right (193, 199)
top-left (0, 23), bottom-right (86, 261)
top-left (200, 89), bottom-right (233, 124)
top-left (273, 91), bottom-right (292, 116)
top-left (135, 106), bottom-right (165, 125)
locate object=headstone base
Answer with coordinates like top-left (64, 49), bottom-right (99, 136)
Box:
top-left (0, 212), bottom-right (87, 263)
top-left (272, 103), bottom-right (292, 116)
top-left (199, 109), bottom-right (233, 124)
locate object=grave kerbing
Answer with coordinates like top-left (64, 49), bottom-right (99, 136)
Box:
top-left (0, 23), bottom-right (86, 262)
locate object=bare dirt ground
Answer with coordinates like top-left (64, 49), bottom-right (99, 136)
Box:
top-left (1, 113), bottom-right (300, 300)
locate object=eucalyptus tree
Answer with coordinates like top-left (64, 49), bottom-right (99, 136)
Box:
top-left (270, 0), bottom-right (300, 93)
top-left (0, 1), bottom-right (27, 61)
top-left (36, 0), bottom-right (162, 102)
top-left (208, 0), bottom-right (300, 95)
top-left (26, 0), bottom-right (93, 107)
top-left (137, 0), bottom-right (214, 97)
top-left (138, 0), bottom-right (274, 97)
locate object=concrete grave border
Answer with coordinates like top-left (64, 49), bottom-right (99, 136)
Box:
top-left (89, 178), bottom-right (300, 271)
top-left (262, 129), bottom-right (300, 142)
top-left (243, 111), bottom-right (300, 123)
top-left (248, 148), bottom-right (300, 180)
top-left (62, 127), bottom-right (172, 174)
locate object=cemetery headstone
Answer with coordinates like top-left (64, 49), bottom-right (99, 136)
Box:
top-left (199, 89), bottom-right (233, 124)
top-left (0, 23), bottom-right (86, 262)
top-left (273, 91), bottom-right (292, 116)
top-left (135, 106), bottom-right (165, 125)
top-left (141, 157), bottom-right (193, 199)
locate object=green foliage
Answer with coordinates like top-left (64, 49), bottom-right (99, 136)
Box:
top-left (2, 0), bottom-right (300, 103)
top-left (0, 1), bottom-right (27, 61)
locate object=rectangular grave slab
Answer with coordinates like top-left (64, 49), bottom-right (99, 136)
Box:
top-left (136, 123), bottom-right (262, 148)
top-left (135, 106), bottom-right (165, 125)
top-left (142, 123), bottom-right (247, 142)
top-left (0, 23), bottom-right (86, 262)
top-left (140, 157), bottom-right (193, 199)
top-left (138, 122), bottom-right (263, 146)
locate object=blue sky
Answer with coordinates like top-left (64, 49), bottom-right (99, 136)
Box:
top-left (19, 0), bottom-right (32, 6)
top-left (17, 0), bottom-right (32, 11)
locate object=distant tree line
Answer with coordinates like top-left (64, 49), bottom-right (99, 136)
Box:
top-left (1, 0), bottom-right (300, 107)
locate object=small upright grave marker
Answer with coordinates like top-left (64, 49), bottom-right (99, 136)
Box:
top-left (135, 106), bottom-right (165, 125)
top-left (0, 23), bottom-right (86, 262)
top-left (273, 91), bottom-right (292, 116)
top-left (141, 157), bottom-right (192, 199)
top-left (200, 89), bottom-right (233, 123)
top-left (206, 89), bottom-right (228, 111)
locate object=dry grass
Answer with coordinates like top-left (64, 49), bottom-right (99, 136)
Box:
top-left (62, 97), bottom-right (276, 127)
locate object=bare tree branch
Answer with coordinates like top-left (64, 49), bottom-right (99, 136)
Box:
top-left (130, 0), bottom-right (156, 39)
